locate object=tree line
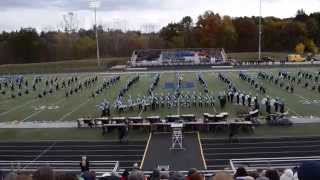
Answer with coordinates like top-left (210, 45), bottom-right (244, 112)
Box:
top-left (0, 9), bottom-right (319, 65)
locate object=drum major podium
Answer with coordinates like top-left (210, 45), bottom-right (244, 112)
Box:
top-left (170, 123), bottom-right (185, 150)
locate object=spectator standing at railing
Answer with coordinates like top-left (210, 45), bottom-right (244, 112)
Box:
top-left (169, 171), bottom-right (184, 180)
top-left (234, 167), bottom-right (254, 180)
top-left (80, 156), bottom-right (90, 172)
top-left (33, 166), bottom-right (55, 180)
top-left (148, 169), bottom-right (160, 180)
top-left (280, 169), bottom-right (294, 180)
top-left (265, 169), bottom-right (280, 180)
top-left (298, 161), bottom-right (320, 180)
top-left (212, 172), bottom-right (232, 180)
top-left (128, 170), bottom-right (145, 180)
top-left (3, 172), bottom-right (17, 180)
top-left (121, 169), bottom-right (130, 180)
top-left (119, 122), bottom-right (129, 143)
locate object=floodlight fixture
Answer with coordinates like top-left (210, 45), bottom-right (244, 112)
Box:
top-left (89, 0), bottom-right (101, 9)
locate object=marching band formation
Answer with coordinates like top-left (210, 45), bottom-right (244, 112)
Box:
top-left (5, 70), bottom-right (314, 119)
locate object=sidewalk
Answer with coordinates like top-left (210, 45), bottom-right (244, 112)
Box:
top-left (0, 121), bottom-right (76, 128)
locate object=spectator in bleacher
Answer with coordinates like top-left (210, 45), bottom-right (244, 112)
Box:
top-left (248, 172), bottom-right (259, 179)
top-left (255, 177), bottom-right (269, 180)
top-left (298, 161), bottom-right (320, 180)
top-left (128, 170), bottom-right (145, 180)
top-left (169, 171), bottom-right (184, 180)
top-left (106, 171), bottom-right (120, 180)
top-left (234, 167), bottom-right (254, 180)
top-left (33, 166), bottom-right (55, 180)
top-left (186, 168), bottom-right (198, 180)
top-left (16, 174), bottom-right (33, 180)
top-left (280, 169), bottom-right (294, 180)
top-left (121, 169), bottom-right (130, 180)
top-left (149, 169), bottom-right (160, 180)
top-left (80, 156), bottom-right (90, 172)
top-left (55, 172), bottom-right (78, 180)
top-left (265, 170), bottom-right (280, 180)
top-left (189, 171), bottom-right (203, 180)
top-left (132, 163), bottom-right (140, 171)
top-left (159, 168), bottom-right (169, 180)
top-left (82, 171), bottom-right (93, 180)
top-left (212, 172), bottom-right (232, 180)
top-left (118, 123), bottom-right (129, 143)
top-left (4, 172), bottom-right (17, 180)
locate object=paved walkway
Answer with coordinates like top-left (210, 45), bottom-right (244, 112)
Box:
top-left (0, 121), bottom-right (76, 128)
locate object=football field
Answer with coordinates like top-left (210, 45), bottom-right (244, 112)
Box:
top-left (0, 68), bottom-right (320, 123)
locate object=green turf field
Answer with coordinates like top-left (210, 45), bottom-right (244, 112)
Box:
top-left (0, 68), bottom-right (319, 123)
top-left (0, 57), bottom-right (127, 74)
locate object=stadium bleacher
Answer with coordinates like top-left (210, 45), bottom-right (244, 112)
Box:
top-left (130, 48), bottom-right (227, 67)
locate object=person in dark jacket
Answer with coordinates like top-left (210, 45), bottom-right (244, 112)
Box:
top-left (80, 156), bottom-right (90, 172)
top-left (298, 161), bottom-right (320, 180)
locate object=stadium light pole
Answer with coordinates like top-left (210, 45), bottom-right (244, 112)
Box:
top-left (89, 0), bottom-right (101, 67)
top-left (258, 0), bottom-right (262, 61)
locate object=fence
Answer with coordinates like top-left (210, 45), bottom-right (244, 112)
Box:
top-left (230, 156), bottom-right (320, 172)
top-left (0, 161), bottom-right (119, 176)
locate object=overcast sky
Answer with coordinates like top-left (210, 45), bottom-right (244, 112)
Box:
top-left (1, 0), bottom-right (320, 32)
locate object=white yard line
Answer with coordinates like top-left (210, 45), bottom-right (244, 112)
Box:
top-left (0, 99), bottom-right (14, 105)
top-left (20, 98), bottom-right (66, 122)
top-left (0, 99), bottom-right (38, 116)
top-left (20, 111), bottom-right (43, 122)
top-left (58, 99), bottom-right (91, 121)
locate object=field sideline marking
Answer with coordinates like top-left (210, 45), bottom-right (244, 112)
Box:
top-left (58, 99), bottom-right (91, 121)
top-left (0, 99), bottom-right (39, 116)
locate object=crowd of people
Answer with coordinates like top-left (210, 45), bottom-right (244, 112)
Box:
top-left (0, 156), bottom-right (320, 180)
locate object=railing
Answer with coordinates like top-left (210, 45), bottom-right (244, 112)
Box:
top-left (230, 156), bottom-right (320, 172)
top-left (0, 161), bottom-right (119, 174)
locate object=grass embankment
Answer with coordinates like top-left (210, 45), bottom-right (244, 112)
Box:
top-left (0, 57), bottom-right (128, 74)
